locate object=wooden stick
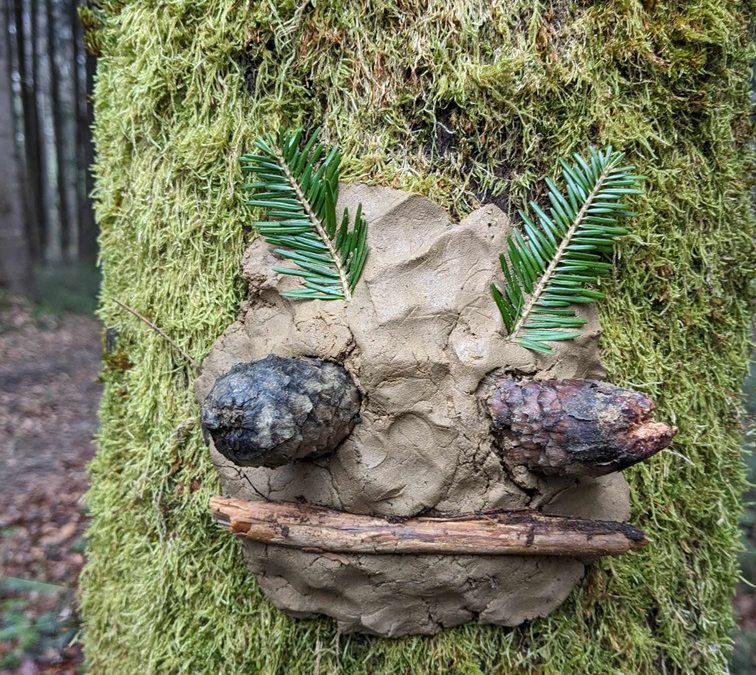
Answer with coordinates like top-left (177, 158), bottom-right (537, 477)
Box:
top-left (209, 496), bottom-right (646, 557)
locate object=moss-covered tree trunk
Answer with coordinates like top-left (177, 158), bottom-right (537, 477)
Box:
top-left (80, 1), bottom-right (753, 672)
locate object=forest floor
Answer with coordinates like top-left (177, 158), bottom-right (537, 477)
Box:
top-left (0, 294), bottom-right (100, 674)
top-left (0, 286), bottom-right (753, 673)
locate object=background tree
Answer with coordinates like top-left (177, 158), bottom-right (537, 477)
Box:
top-left (45, 0), bottom-right (70, 259)
top-left (1, 0), bottom-right (96, 290)
top-left (0, 0), bottom-right (34, 296)
top-left (80, 1), bottom-right (753, 673)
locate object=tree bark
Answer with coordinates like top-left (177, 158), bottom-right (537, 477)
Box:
top-left (79, 19), bottom-right (96, 261)
top-left (0, 0), bottom-right (34, 296)
top-left (487, 378), bottom-right (677, 477)
top-left (210, 496), bottom-right (646, 557)
top-left (70, 0), bottom-right (94, 261)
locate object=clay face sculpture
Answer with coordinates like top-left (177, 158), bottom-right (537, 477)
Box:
top-left (196, 184), bottom-right (675, 637)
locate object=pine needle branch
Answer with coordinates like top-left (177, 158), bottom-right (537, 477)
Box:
top-left (240, 128), bottom-right (368, 301)
top-left (269, 140), bottom-right (352, 298)
top-left (491, 146), bottom-right (643, 353)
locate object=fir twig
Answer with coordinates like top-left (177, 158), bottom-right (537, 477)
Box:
top-left (241, 128), bottom-right (368, 301)
top-left (491, 146), bottom-right (643, 353)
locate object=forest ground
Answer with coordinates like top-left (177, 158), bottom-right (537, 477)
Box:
top-left (0, 279), bottom-right (753, 673)
top-left (0, 267), bottom-right (99, 673)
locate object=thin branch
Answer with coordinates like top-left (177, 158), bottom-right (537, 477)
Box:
top-left (210, 496), bottom-right (647, 557)
top-left (113, 299), bottom-right (198, 368)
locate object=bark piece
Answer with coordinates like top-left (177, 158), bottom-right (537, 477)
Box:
top-left (201, 355), bottom-right (361, 467)
top-left (210, 496), bottom-right (646, 557)
top-left (487, 378), bottom-right (677, 477)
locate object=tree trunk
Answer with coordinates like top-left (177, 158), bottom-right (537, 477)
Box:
top-left (11, 0), bottom-right (43, 262)
top-left (80, 2), bottom-right (754, 672)
top-left (78, 26), bottom-right (96, 261)
top-left (45, 0), bottom-right (70, 259)
top-left (0, 0), bottom-right (34, 297)
top-left (70, 0), bottom-right (95, 261)
top-left (27, 0), bottom-right (47, 259)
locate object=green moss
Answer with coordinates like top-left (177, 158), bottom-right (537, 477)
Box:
top-left (80, 1), bottom-right (754, 672)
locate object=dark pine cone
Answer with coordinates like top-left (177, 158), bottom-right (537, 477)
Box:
top-left (487, 378), bottom-right (677, 477)
top-left (201, 355), bottom-right (361, 468)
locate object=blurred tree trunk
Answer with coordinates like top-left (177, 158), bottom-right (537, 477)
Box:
top-left (11, 0), bottom-right (43, 262)
top-left (46, 0), bottom-right (70, 259)
top-left (74, 0), bottom-right (96, 261)
top-left (28, 0), bottom-right (47, 259)
top-left (4, 0), bottom-right (96, 271)
top-left (0, 0), bottom-right (35, 297)
top-left (80, 32), bottom-right (96, 260)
